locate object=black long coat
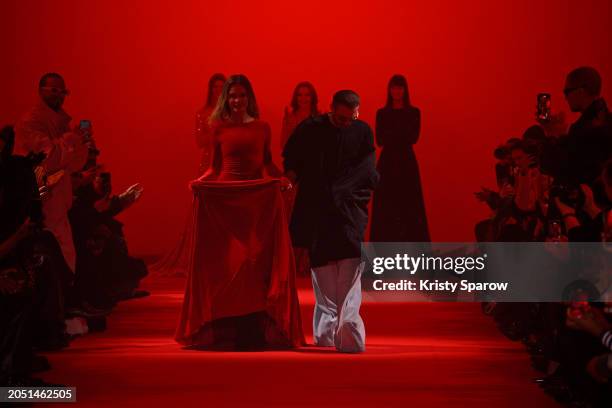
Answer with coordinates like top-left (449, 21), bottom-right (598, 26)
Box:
top-left (283, 114), bottom-right (379, 268)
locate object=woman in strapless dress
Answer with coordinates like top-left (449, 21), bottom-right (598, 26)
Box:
top-left (176, 74), bottom-right (304, 350)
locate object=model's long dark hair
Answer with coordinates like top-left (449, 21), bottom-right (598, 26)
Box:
top-left (205, 73), bottom-right (227, 108)
top-left (385, 74), bottom-right (411, 108)
top-left (290, 81), bottom-right (319, 116)
top-left (209, 74), bottom-right (259, 123)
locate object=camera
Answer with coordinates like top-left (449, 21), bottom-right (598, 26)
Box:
top-left (536, 93), bottom-right (551, 122)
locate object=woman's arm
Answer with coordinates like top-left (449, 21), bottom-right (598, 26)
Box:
top-left (406, 108), bottom-right (421, 145)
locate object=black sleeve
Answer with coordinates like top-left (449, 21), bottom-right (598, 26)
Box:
top-left (360, 125), bottom-right (379, 190)
top-left (539, 134), bottom-right (570, 179)
top-left (375, 109), bottom-right (386, 148)
top-left (104, 196), bottom-right (125, 218)
top-left (406, 108), bottom-right (421, 145)
top-left (360, 124), bottom-right (377, 158)
top-left (282, 120), bottom-right (308, 177)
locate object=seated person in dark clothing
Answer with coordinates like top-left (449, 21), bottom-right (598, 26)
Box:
top-left (475, 138), bottom-right (519, 211)
top-left (0, 125), bottom-right (70, 385)
top-left (561, 304), bottom-right (612, 406)
top-left (566, 307), bottom-right (612, 384)
top-left (548, 160), bottom-right (612, 405)
top-left (474, 141), bottom-right (515, 242)
top-left (1, 219), bottom-right (38, 386)
top-left (69, 156), bottom-right (147, 310)
top-left (475, 137), bottom-right (551, 242)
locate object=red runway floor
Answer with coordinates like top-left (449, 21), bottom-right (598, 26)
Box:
top-left (41, 277), bottom-right (561, 407)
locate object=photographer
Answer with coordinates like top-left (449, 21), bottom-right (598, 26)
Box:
top-left (475, 141), bottom-right (516, 212)
top-left (14, 73), bottom-right (91, 273)
top-left (69, 155), bottom-right (147, 310)
top-left (476, 137), bottom-right (552, 242)
top-left (540, 67), bottom-right (612, 211)
top-left (475, 139), bottom-right (521, 241)
top-left (510, 139), bottom-right (551, 215)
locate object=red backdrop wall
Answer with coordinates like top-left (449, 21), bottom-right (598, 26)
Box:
top-left (2, 0), bottom-right (611, 256)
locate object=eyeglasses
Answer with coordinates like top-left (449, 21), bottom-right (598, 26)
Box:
top-left (40, 87), bottom-right (70, 96)
top-left (338, 111), bottom-right (360, 121)
top-left (563, 86), bottom-right (582, 97)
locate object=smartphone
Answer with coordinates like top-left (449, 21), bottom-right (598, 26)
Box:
top-left (79, 119), bottom-right (91, 130)
top-left (536, 93), bottom-right (551, 122)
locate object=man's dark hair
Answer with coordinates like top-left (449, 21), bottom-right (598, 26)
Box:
top-left (567, 66), bottom-right (602, 96)
top-left (332, 90), bottom-right (360, 109)
top-left (39, 72), bottom-right (64, 88)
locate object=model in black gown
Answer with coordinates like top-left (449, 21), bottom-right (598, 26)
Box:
top-left (370, 74), bottom-right (430, 242)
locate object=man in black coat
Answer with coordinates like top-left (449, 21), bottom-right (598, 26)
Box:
top-left (283, 90), bottom-right (379, 353)
top-left (541, 66), bottom-right (612, 208)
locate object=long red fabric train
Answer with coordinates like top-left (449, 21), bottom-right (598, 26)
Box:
top-left (175, 178), bottom-right (304, 348)
top-left (39, 277), bottom-right (561, 407)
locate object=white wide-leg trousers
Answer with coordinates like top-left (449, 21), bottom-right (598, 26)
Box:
top-left (311, 257), bottom-right (365, 353)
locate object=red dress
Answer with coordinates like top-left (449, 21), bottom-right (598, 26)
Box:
top-left (175, 120), bottom-right (304, 349)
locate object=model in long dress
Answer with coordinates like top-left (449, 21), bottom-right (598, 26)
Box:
top-left (370, 75), bottom-right (430, 242)
top-left (176, 75), bottom-right (304, 350)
